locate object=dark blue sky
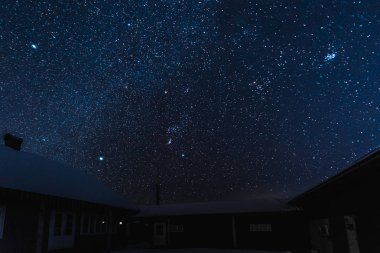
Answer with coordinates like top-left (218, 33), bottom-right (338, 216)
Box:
top-left (1, 0), bottom-right (380, 204)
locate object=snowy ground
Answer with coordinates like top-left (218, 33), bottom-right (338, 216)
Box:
top-left (112, 249), bottom-right (289, 253)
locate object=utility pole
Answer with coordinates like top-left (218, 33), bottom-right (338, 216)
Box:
top-left (156, 182), bottom-right (161, 205)
top-left (154, 148), bottom-right (162, 206)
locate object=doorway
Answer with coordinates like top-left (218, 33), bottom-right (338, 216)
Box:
top-left (153, 222), bottom-right (167, 247)
top-left (48, 211), bottom-right (76, 251)
top-left (344, 216), bottom-right (360, 253)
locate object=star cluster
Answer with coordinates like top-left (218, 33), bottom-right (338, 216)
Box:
top-left (1, 0), bottom-right (380, 204)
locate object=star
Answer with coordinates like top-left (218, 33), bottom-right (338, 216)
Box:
top-left (2, 0), bottom-right (377, 205)
top-left (324, 52), bottom-right (337, 62)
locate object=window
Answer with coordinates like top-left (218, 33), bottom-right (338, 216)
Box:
top-left (344, 217), bottom-right (355, 231)
top-left (101, 220), bottom-right (107, 233)
top-left (155, 224), bottom-right (164, 235)
top-left (81, 214), bottom-right (108, 235)
top-left (82, 215), bottom-right (89, 234)
top-left (249, 224), bottom-right (272, 232)
top-left (346, 223), bottom-right (355, 231)
top-left (0, 206), bottom-right (6, 239)
top-left (54, 213), bottom-right (62, 236)
top-left (89, 216), bottom-right (95, 234)
top-left (95, 217), bottom-right (101, 233)
top-left (171, 225), bottom-right (184, 233)
top-left (112, 220), bottom-right (123, 233)
top-left (64, 214), bottom-right (73, 235)
top-left (320, 224), bottom-right (330, 236)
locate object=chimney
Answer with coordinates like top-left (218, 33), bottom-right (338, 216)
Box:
top-left (3, 133), bottom-right (23, 151)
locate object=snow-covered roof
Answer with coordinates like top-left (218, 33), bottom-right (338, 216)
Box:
top-left (0, 145), bottom-right (136, 210)
top-left (113, 249), bottom-right (287, 253)
top-left (136, 198), bottom-right (292, 217)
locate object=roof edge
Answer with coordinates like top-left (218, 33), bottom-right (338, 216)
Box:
top-left (288, 147), bottom-right (380, 206)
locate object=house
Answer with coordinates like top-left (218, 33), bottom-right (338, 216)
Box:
top-left (289, 148), bottom-right (380, 253)
top-left (129, 199), bottom-right (310, 253)
top-left (0, 134), bottom-right (138, 253)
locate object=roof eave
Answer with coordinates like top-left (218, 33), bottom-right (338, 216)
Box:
top-left (288, 147), bottom-right (380, 206)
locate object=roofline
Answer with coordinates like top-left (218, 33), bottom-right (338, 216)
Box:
top-left (133, 198), bottom-right (296, 218)
top-left (288, 147), bottom-right (380, 205)
top-left (0, 145), bottom-right (137, 211)
top-left (134, 210), bottom-right (299, 218)
top-left (0, 185), bottom-right (139, 212)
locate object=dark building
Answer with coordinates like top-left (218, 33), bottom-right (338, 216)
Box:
top-left (130, 199), bottom-right (310, 253)
top-left (0, 140), bottom-right (137, 253)
top-left (289, 148), bottom-right (380, 253)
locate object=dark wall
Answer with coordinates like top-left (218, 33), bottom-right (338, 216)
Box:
top-left (0, 196), bottom-right (40, 253)
top-left (169, 215), bottom-right (233, 249)
top-left (0, 189), bottom-right (133, 253)
top-left (129, 215), bottom-right (233, 249)
top-left (296, 157), bottom-right (380, 215)
top-left (329, 216), bottom-right (350, 253)
top-left (55, 203), bottom-right (131, 253)
top-left (356, 215), bottom-right (380, 253)
top-left (131, 211), bottom-right (310, 252)
top-left (235, 212), bottom-right (309, 253)
top-left (291, 154), bottom-right (380, 253)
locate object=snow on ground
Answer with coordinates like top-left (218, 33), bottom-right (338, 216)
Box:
top-left (112, 249), bottom-right (289, 253)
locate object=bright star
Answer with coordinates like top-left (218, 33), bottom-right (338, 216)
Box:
top-left (98, 156), bottom-right (104, 161)
top-left (31, 44), bottom-right (38, 49)
top-left (167, 138), bottom-right (172, 145)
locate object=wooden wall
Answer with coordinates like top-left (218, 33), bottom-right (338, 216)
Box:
top-left (130, 211), bottom-right (310, 252)
top-left (0, 191), bottom-right (40, 253)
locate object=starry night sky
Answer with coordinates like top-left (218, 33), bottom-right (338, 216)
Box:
top-left (1, 0), bottom-right (380, 204)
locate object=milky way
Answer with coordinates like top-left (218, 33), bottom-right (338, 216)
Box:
top-left (1, 0), bottom-right (380, 204)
